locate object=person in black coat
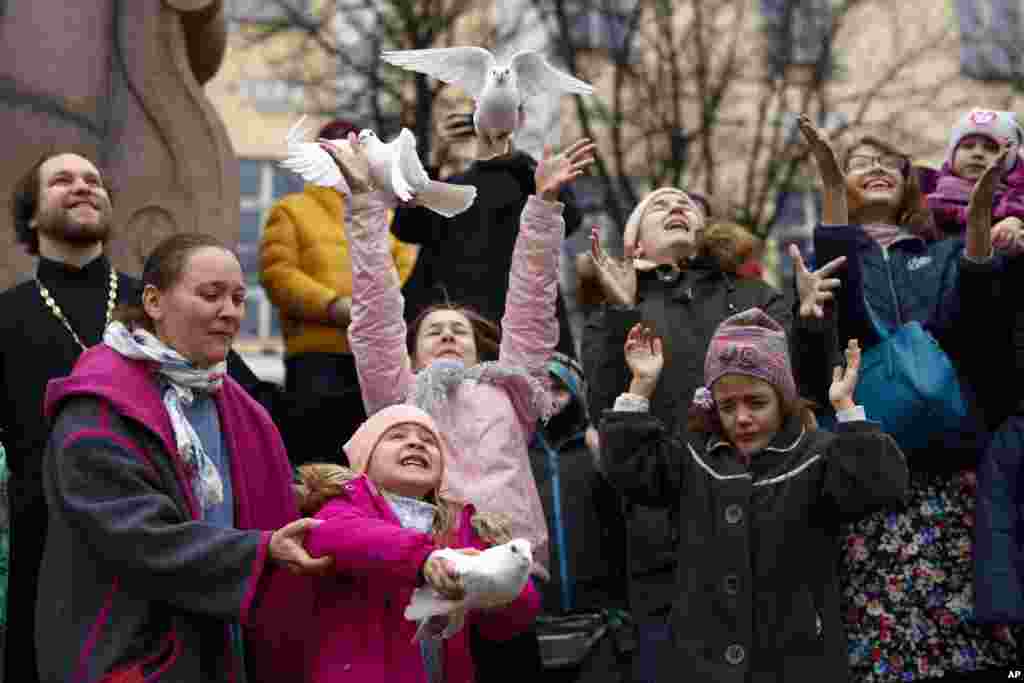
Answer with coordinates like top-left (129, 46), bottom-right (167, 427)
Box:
top-left (391, 142), bottom-right (582, 358)
top-left (580, 187), bottom-right (791, 683)
top-left (600, 311), bottom-right (907, 683)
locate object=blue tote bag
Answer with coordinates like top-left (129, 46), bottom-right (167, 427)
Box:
top-left (852, 300), bottom-right (968, 452)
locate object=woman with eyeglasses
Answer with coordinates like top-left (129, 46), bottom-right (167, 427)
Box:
top-left (793, 116), bottom-right (1021, 681)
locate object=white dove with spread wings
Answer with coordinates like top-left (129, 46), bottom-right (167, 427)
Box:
top-left (404, 538), bottom-right (533, 641)
top-left (279, 116), bottom-right (477, 218)
top-left (381, 47), bottom-right (593, 149)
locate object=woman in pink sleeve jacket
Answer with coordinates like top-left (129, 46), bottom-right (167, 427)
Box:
top-left (298, 404), bottom-right (541, 683)
top-left (321, 136), bottom-right (595, 577)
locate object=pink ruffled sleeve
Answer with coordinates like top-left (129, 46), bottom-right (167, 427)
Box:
top-left (345, 191), bottom-right (416, 415)
top-left (498, 195), bottom-right (565, 376)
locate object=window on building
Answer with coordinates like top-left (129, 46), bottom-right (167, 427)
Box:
top-left (957, 0), bottom-right (1022, 81)
top-left (225, 0), bottom-right (315, 24)
top-left (770, 189), bottom-right (820, 291)
top-left (237, 159), bottom-right (305, 340)
top-left (760, 0), bottom-right (833, 81)
top-left (565, 0), bottom-right (635, 56)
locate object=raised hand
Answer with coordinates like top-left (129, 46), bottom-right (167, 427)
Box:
top-left (967, 143), bottom-right (1011, 260)
top-left (590, 225), bottom-right (637, 306)
top-left (536, 138), bottom-right (596, 201)
top-left (798, 115), bottom-right (842, 183)
top-left (319, 132), bottom-right (373, 194)
top-left (624, 323), bottom-right (663, 398)
top-left (790, 244), bottom-right (846, 319)
top-left (797, 114), bottom-right (848, 224)
top-left (829, 338), bottom-right (861, 411)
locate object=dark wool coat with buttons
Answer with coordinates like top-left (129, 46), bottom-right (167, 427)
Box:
top-left (599, 410), bottom-right (907, 683)
top-left (582, 259), bottom-right (791, 616)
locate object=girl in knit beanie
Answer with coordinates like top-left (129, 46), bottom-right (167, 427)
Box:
top-left (927, 108), bottom-right (1024, 252)
top-left (597, 308), bottom-right (908, 682)
top-left (295, 405), bottom-right (540, 683)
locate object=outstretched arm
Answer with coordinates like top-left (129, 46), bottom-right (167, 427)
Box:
top-left (599, 325), bottom-right (685, 507)
top-left (499, 140), bottom-right (595, 374)
top-left (966, 144), bottom-right (1011, 261)
top-left (798, 114), bottom-right (848, 226)
top-left (322, 136), bottom-right (416, 413)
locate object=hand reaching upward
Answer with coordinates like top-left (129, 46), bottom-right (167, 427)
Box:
top-left (797, 114), bottom-right (848, 225)
top-left (967, 143), bottom-right (1012, 260)
top-left (624, 323), bottom-right (663, 399)
top-left (829, 338), bottom-right (861, 411)
top-left (535, 138), bottom-right (595, 201)
top-left (590, 225), bottom-right (637, 306)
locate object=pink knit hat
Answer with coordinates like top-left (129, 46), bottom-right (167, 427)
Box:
top-left (343, 405), bottom-right (451, 490)
top-left (701, 308), bottom-right (796, 407)
top-left (946, 108), bottom-right (1023, 174)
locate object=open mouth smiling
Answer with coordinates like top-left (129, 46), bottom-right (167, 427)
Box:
top-left (863, 178), bottom-right (894, 191)
top-left (400, 454), bottom-right (430, 468)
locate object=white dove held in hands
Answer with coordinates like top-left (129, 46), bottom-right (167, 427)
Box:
top-left (381, 47), bottom-right (594, 143)
top-left (357, 128), bottom-right (477, 218)
top-left (278, 116), bottom-right (477, 218)
top-left (404, 538), bottom-right (533, 641)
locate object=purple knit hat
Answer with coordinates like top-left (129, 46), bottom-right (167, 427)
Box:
top-left (700, 308), bottom-right (796, 408)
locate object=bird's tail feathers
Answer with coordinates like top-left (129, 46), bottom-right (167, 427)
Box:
top-left (416, 181), bottom-right (477, 218)
top-left (404, 586), bottom-right (463, 621)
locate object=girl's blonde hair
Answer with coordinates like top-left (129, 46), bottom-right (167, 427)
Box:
top-left (295, 463), bottom-right (511, 546)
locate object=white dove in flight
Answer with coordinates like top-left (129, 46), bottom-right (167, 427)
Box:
top-left (381, 47), bottom-right (594, 152)
top-left (404, 538), bottom-right (533, 641)
top-left (279, 116), bottom-right (477, 218)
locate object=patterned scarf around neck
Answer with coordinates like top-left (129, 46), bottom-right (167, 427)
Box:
top-left (104, 321), bottom-right (226, 515)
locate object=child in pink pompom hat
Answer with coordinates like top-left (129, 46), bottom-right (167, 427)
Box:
top-left (295, 404), bottom-right (541, 683)
top-left (927, 108), bottom-right (1024, 252)
top-left (595, 308), bottom-right (908, 682)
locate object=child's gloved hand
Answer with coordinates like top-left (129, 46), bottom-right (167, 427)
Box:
top-left (423, 551), bottom-right (464, 600)
top-left (829, 338), bottom-right (861, 412)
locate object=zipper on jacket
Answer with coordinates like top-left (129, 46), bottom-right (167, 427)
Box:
top-left (880, 245), bottom-right (904, 325)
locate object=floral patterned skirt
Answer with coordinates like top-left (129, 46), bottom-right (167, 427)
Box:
top-left (841, 469), bottom-right (1019, 681)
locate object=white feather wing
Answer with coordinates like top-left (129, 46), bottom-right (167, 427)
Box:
top-left (381, 47), bottom-right (495, 99)
top-left (279, 115), bottom-right (347, 191)
top-left (392, 128), bottom-right (430, 200)
top-left (511, 51), bottom-right (594, 99)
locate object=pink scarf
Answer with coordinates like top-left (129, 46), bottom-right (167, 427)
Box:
top-left (861, 223), bottom-right (917, 250)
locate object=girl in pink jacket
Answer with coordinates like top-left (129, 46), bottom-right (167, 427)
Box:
top-left (299, 404), bottom-right (541, 683)
top-left (324, 136), bottom-right (595, 577)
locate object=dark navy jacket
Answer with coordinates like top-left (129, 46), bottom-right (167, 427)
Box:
top-left (800, 224), bottom-right (991, 473)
